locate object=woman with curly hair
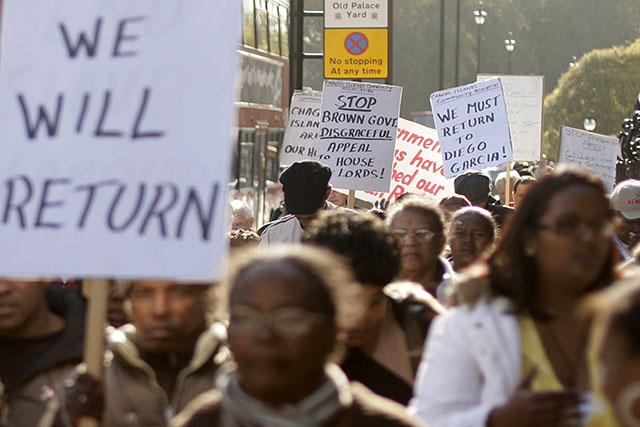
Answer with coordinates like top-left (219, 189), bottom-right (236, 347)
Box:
top-left (303, 210), bottom-right (445, 405)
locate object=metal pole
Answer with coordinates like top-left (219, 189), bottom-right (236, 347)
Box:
top-left (439, 0), bottom-right (446, 89)
top-left (455, 0), bottom-right (461, 86)
top-left (289, 0), bottom-right (304, 100)
top-left (387, 0), bottom-right (393, 85)
top-left (476, 23), bottom-right (481, 75)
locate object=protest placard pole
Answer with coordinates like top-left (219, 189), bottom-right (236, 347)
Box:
top-left (78, 280), bottom-right (108, 427)
top-left (348, 190), bottom-right (356, 209)
top-left (505, 162), bottom-right (512, 206)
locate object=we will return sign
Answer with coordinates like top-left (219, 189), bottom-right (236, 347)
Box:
top-left (0, 1), bottom-right (240, 280)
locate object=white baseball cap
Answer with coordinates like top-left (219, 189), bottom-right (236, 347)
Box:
top-left (611, 180), bottom-right (640, 220)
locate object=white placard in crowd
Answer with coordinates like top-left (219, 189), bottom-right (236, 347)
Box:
top-left (358, 118), bottom-right (454, 204)
top-left (558, 126), bottom-right (619, 193)
top-left (430, 78), bottom-right (513, 178)
top-left (478, 74), bottom-right (544, 161)
top-left (318, 80), bottom-right (402, 192)
top-left (280, 90), bottom-right (322, 166)
top-left (0, 0), bottom-right (240, 280)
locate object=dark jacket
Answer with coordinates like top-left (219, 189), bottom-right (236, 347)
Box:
top-left (340, 347), bottom-right (413, 406)
top-left (170, 382), bottom-right (422, 427)
top-left (0, 286), bottom-right (86, 427)
top-left (103, 322), bottom-right (229, 427)
top-left (485, 196), bottom-right (514, 229)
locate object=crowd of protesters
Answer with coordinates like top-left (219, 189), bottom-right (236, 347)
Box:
top-left (3, 159), bottom-right (640, 427)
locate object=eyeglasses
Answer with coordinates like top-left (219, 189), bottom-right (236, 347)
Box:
top-left (537, 215), bottom-right (614, 239)
top-left (229, 305), bottom-right (328, 337)
top-left (392, 229), bottom-right (437, 243)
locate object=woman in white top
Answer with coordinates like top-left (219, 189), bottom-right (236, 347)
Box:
top-left (410, 166), bottom-right (618, 427)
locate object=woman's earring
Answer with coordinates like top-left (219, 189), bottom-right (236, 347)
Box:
top-left (617, 381), bottom-right (640, 427)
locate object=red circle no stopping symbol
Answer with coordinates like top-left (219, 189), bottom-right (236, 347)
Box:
top-left (344, 32), bottom-right (368, 55)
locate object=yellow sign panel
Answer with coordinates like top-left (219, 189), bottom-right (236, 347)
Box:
top-left (324, 28), bottom-right (388, 79)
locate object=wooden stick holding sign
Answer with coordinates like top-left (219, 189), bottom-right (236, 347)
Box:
top-left (78, 280), bottom-right (109, 427)
top-left (348, 190), bottom-right (356, 209)
top-left (504, 162), bottom-right (512, 206)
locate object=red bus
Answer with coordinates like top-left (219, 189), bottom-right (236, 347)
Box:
top-left (233, 0), bottom-right (290, 227)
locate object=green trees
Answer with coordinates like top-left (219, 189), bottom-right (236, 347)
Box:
top-left (297, 0), bottom-right (640, 157)
top-left (543, 41), bottom-right (640, 159)
top-left (391, 0), bottom-right (640, 123)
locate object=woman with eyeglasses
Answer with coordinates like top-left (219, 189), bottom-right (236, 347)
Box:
top-left (172, 246), bottom-right (422, 427)
top-left (387, 197), bottom-right (457, 302)
top-left (410, 166), bottom-right (619, 427)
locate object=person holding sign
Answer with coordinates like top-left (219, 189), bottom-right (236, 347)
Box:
top-left (328, 189), bottom-right (349, 208)
top-left (0, 282), bottom-right (93, 426)
top-left (454, 171), bottom-right (514, 229)
top-left (410, 167), bottom-right (618, 427)
top-left (171, 246), bottom-right (422, 427)
top-left (512, 175), bottom-right (537, 210)
top-left (260, 161), bottom-right (338, 246)
top-left (494, 171), bottom-right (520, 206)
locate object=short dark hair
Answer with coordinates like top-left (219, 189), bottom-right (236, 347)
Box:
top-left (454, 171), bottom-right (491, 205)
top-left (302, 211), bottom-right (400, 287)
top-left (449, 206), bottom-right (497, 242)
top-left (513, 175), bottom-right (537, 194)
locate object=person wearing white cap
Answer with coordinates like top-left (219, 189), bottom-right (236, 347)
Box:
top-left (610, 179), bottom-right (640, 261)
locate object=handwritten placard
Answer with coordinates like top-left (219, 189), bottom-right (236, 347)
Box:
top-left (0, 1), bottom-right (240, 280)
top-left (358, 118), bottom-right (454, 204)
top-left (430, 78), bottom-right (513, 178)
top-left (318, 80), bottom-right (402, 192)
top-left (558, 126), bottom-right (619, 193)
top-left (280, 90), bottom-right (322, 166)
top-left (478, 74), bottom-right (544, 161)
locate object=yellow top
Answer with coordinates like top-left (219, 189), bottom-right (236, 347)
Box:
top-left (519, 314), bottom-right (617, 427)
